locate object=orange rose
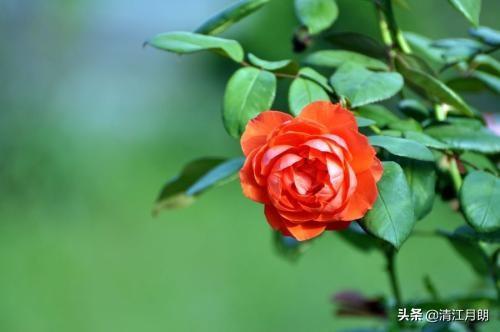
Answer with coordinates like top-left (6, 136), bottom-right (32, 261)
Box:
top-left (240, 101), bottom-right (383, 241)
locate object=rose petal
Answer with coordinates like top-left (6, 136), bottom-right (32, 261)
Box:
top-left (293, 170), bottom-right (313, 195)
top-left (339, 170), bottom-right (379, 221)
top-left (270, 131), bottom-right (311, 147)
top-left (271, 153), bottom-right (303, 172)
top-left (240, 101), bottom-right (382, 241)
top-left (284, 221), bottom-right (327, 241)
top-left (299, 102), bottom-right (357, 132)
top-left (277, 119), bottom-right (326, 137)
top-left (326, 157), bottom-right (345, 192)
top-left (261, 145), bottom-right (294, 172)
top-left (321, 134), bottom-right (349, 151)
top-left (320, 162), bottom-right (356, 216)
top-left (264, 205), bottom-right (289, 235)
top-left (336, 129), bottom-right (376, 173)
top-left (371, 158), bottom-right (384, 182)
top-left (241, 111), bottom-right (293, 156)
top-left (252, 146), bottom-right (268, 186)
top-left (240, 151), bottom-right (268, 203)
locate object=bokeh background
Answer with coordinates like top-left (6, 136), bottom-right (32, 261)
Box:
top-left (0, 0), bottom-right (498, 331)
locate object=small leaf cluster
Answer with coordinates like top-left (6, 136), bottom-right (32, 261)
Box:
top-left (147, 0), bottom-right (499, 330)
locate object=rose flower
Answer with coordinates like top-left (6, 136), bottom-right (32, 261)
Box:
top-left (239, 102), bottom-right (383, 241)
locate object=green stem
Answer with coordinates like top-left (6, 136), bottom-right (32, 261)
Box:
top-left (377, 0), bottom-right (411, 54)
top-left (385, 247), bottom-right (403, 308)
top-left (376, 6), bottom-right (393, 47)
top-left (241, 60), bottom-right (298, 79)
top-left (412, 230), bottom-right (439, 237)
top-left (491, 249), bottom-right (500, 302)
top-left (449, 157), bottom-right (463, 194)
top-left (242, 59), bottom-right (337, 100)
top-left (369, 125), bottom-right (382, 134)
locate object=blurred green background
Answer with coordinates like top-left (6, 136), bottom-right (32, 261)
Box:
top-left (0, 0), bottom-right (498, 331)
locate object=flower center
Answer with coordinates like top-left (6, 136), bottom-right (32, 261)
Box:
top-left (290, 159), bottom-right (327, 196)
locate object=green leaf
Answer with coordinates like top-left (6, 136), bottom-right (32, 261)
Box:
top-left (471, 71), bottom-right (500, 94)
top-left (305, 50), bottom-right (388, 71)
top-left (330, 63), bottom-right (403, 108)
top-left (223, 67), bottom-right (277, 138)
top-left (299, 67), bottom-right (333, 93)
top-left (248, 53), bottom-right (299, 74)
top-left (398, 53), bottom-right (436, 75)
top-left (404, 32), bottom-right (445, 68)
top-left (445, 117), bottom-right (483, 129)
top-left (443, 47), bottom-right (477, 64)
top-left (380, 130), bottom-right (403, 137)
top-left (446, 73), bottom-right (500, 94)
top-left (387, 118), bottom-right (422, 132)
top-left (446, 76), bottom-right (483, 93)
top-left (325, 32), bottom-right (387, 59)
top-left (396, 55), bottom-right (474, 117)
top-left (472, 54), bottom-right (500, 76)
top-left (369, 136), bottom-right (435, 161)
top-left (448, 0), bottom-right (481, 26)
top-left (403, 131), bottom-right (450, 150)
top-left (195, 0), bottom-right (270, 35)
top-left (154, 157), bottom-right (244, 214)
top-left (469, 26), bottom-right (500, 46)
top-left (399, 159), bottom-right (436, 220)
top-left (361, 162), bottom-right (416, 249)
top-left (432, 38), bottom-right (483, 49)
top-left (460, 151), bottom-right (497, 174)
top-left (438, 228), bottom-right (490, 276)
top-left (355, 117), bottom-right (376, 127)
top-left (398, 99), bottom-right (430, 120)
top-left (147, 31), bottom-right (244, 62)
top-left (337, 223), bottom-right (384, 252)
top-left (425, 125), bottom-right (500, 154)
top-left (289, 75), bottom-right (330, 116)
top-left (355, 104), bottom-right (400, 127)
top-left (432, 38), bottom-right (483, 64)
top-left (460, 171), bottom-right (500, 232)
top-left (295, 0), bottom-right (339, 35)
